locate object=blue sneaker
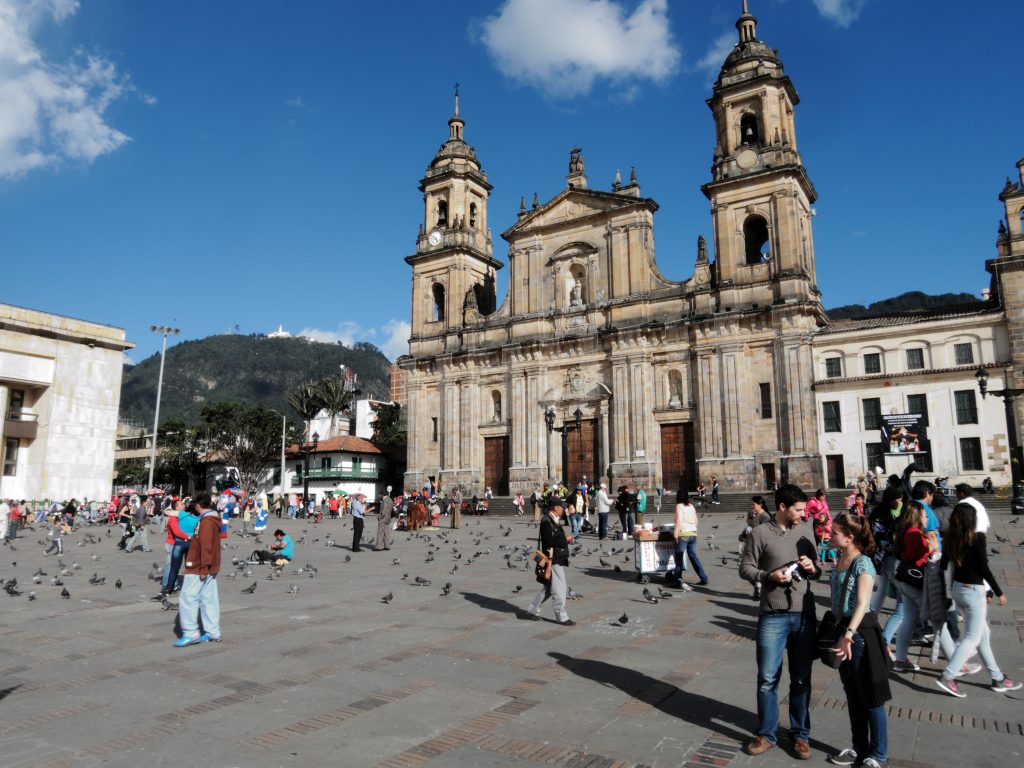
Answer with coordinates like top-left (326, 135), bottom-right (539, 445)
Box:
top-left (199, 633), bottom-right (222, 643)
top-left (173, 636), bottom-right (201, 648)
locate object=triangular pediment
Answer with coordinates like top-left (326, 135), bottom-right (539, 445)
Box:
top-left (503, 189), bottom-right (657, 239)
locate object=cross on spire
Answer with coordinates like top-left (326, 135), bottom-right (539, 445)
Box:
top-left (453, 82), bottom-right (460, 116)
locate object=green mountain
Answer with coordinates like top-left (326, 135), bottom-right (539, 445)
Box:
top-left (119, 334), bottom-right (392, 427)
top-left (826, 291), bottom-right (983, 320)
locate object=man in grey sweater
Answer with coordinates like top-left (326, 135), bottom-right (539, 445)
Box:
top-left (739, 484), bottom-right (821, 760)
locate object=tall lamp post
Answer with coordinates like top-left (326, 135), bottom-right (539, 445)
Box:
top-left (301, 431), bottom-right (320, 515)
top-left (544, 406), bottom-right (583, 485)
top-left (147, 325), bottom-right (180, 492)
top-left (976, 366), bottom-right (1024, 515)
top-left (268, 409), bottom-right (288, 502)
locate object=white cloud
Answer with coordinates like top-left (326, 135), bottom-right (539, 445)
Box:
top-left (0, 0), bottom-right (136, 179)
top-left (479, 0), bottom-right (680, 98)
top-left (693, 31), bottom-right (735, 74)
top-left (296, 319), bottom-right (410, 362)
top-left (812, 0), bottom-right (867, 27)
top-left (380, 320), bottom-right (410, 361)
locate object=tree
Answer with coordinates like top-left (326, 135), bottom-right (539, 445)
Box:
top-left (154, 418), bottom-right (204, 495)
top-left (286, 381), bottom-right (325, 440)
top-left (371, 402), bottom-right (406, 446)
top-left (199, 403), bottom-right (282, 495)
top-left (317, 374), bottom-right (356, 436)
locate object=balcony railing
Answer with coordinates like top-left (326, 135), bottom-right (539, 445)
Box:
top-left (4, 411), bottom-right (38, 440)
top-left (292, 467), bottom-right (379, 484)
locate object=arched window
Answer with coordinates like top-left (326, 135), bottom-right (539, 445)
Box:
top-left (432, 284), bottom-right (446, 322)
top-left (491, 391), bottom-right (502, 421)
top-left (469, 203), bottom-right (477, 229)
top-left (743, 216), bottom-right (770, 265)
top-left (740, 113), bottom-right (760, 146)
top-left (437, 200), bottom-right (448, 228)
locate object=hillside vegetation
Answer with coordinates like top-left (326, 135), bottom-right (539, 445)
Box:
top-left (120, 335), bottom-right (392, 427)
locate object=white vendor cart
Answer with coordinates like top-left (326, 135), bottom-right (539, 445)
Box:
top-left (633, 530), bottom-right (683, 583)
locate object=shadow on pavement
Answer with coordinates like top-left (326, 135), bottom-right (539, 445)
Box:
top-left (549, 652), bottom-right (753, 741)
top-left (460, 590), bottom-right (526, 617)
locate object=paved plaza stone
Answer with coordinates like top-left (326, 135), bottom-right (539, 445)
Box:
top-left (2, 511), bottom-right (1022, 768)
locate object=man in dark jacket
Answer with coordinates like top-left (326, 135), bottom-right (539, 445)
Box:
top-left (175, 492), bottom-right (222, 647)
top-left (525, 498), bottom-right (575, 626)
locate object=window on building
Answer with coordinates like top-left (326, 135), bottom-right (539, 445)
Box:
top-left (743, 215), bottom-right (770, 265)
top-left (353, 457), bottom-right (362, 475)
top-left (2, 438), bottom-right (18, 476)
top-left (862, 398), bottom-right (882, 430)
top-left (740, 112), bottom-right (760, 145)
top-left (823, 401), bottom-right (842, 432)
top-left (954, 343), bottom-right (974, 366)
top-left (469, 203), bottom-right (477, 229)
top-left (431, 417), bottom-right (438, 442)
top-left (954, 390), bottom-right (978, 424)
top-left (320, 457), bottom-right (332, 470)
top-left (759, 382), bottom-right (772, 419)
top-left (960, 437), bottom-right (984, 472)
top-left (906, 348), bottom-right (925, 370)
top-left (432, 284), bottom-right (446, 322)
top-left (7, 389), bottom-right (25, 419)
top-left (906, 393), bottom-right (929, 424)
top-left (865, 443), bottom-right (885, 474)
top-left (825, 357), bottom-right (842, 378)
top-left (863, 353), bottom-right (881, 375)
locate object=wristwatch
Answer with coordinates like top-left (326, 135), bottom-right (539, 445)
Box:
top-left (844, 628), bottom-right (855, 637)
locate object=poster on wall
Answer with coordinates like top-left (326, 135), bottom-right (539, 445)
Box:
top-left (880, 413), bottom-right (930, 455)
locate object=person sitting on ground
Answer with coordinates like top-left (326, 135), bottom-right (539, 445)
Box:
top-left (251, 529), bottom-right (293, 565)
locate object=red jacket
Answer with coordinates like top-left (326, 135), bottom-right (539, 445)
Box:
top-left (899, 527), bottom-right (930, 566)
top-left (165, 514), bottom-right (188, 546)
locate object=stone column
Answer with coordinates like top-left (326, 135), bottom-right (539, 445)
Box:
top-left (547, 424), bottom-right (559, 484)
top-left (443, 380), bottom-right (459, 470)
top-left (600, 400), bottom-right (611, 479)
top-left (612, 362), bottom-right (630, 462)
top-left (512, 374), bottom-right (526, 465)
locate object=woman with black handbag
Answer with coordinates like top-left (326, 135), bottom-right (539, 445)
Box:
top-left (891, 501), bottom-right (953, 673)
top-left (824, 515), bottom-right (890, 767)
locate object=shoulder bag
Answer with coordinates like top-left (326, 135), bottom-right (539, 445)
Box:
top-left (532, 525), bottom-right (551, 584)
top-left (815, 556), bottom-right (862, 668)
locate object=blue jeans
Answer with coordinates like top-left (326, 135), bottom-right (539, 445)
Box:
top-left (178, 574), bottom-right (221, 640)
top-left (869, 556), bottom-right (905, 645)
top-left (943, 583), bottom-right (1004, 682)
top-left (839, 632), bottom-right (888, 762)
top-left (673, 538), bottom-right (707, 582)
top-left (570, 513), bottom-right (582, 538)
top-left (162, 540), bottom-right (189, 592)
top-left (755, 612), bottom-right (816, 744)
top-left (894, 581), bottom-right (954, 662)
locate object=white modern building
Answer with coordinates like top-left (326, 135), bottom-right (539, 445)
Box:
top-left (812, 306), bottom-right (1012, 487)
top-left (0, 304), bottom-right (133, 501)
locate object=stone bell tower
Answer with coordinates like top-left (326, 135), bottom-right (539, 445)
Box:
top-left (992, 159), bottom-right (1024, 393)
top-left (701, 0), bottom-right (820, 311)
top-left (405, 87), bottom-right (502, 359)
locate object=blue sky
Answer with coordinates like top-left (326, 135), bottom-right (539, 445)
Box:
top-left (2, 0), bottom-right (1022, 363)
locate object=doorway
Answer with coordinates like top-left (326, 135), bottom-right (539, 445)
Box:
top-left (826, 455), bottom-right (846, 489)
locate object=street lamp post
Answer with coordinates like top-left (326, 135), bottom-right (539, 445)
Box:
top-left (147, 325), bottom-right (180, 492)
top-left (543, 406), bottom-right (584, 485)
top-left (301, 431), bottom-right (320, 516)
top-left (976, 366), bottom-right (1024, 515)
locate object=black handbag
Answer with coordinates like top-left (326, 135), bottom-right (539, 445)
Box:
top-left (816, 557), bottom-right (860, 668)
top-left (895, 559), bottom-right (925, 590)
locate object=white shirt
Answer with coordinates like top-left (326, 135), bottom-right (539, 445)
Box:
top-left (960, 495), bottom-right (990, 534)
top-left (0, 501), bottom-right (9, 521)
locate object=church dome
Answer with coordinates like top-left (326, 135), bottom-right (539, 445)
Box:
top-left (722, 37), bottom-right (779, 69)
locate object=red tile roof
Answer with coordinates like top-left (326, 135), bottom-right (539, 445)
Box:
top-left (286, 435), bottom-right (382, 456)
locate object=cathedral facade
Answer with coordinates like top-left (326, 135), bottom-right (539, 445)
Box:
top-left (400, 6), bottom-right (827, 495)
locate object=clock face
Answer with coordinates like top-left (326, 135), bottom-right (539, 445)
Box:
top-left (735, 147), bottom-right (757, 170)
top-left (428, 230), bottom-right (442, 246)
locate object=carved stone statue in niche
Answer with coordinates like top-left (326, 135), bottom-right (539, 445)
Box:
top-left (570, 277), bottom-right (582, 306)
